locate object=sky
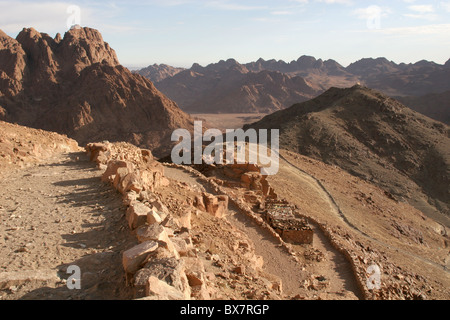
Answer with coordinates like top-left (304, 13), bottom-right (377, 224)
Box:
top-left (1, 0), bottom-right (449, 68)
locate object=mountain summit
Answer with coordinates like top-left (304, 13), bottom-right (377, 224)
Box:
top-left (0, 27), bottom-right (193, 156)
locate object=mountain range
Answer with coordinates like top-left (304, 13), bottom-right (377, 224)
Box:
top-left (137, 56), bottom-right (450, 124)
top-left (155, 59), bottom-right (321, 114)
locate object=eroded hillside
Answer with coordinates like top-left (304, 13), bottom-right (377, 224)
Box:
top-left (247, 85), bottom-right (450, 226)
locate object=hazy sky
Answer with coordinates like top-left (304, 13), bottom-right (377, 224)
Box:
top-left (1, 0), bottom-right (449, 68)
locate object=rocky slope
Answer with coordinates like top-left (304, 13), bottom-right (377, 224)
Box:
top-left (396, 90), bottom-right (450, 125)
top-left (0, 120), bottom-right (80, 174)
top-left (0, 27), bottom-right (193, 156)
top-left (246, 85), bottom-right (450, 224)
top-left (155, 59), bottom-right (320, 114)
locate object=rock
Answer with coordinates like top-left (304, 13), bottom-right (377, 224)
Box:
top-left (123, 191), bottom-right (138, 206)
top-left (113, 167), bottom-right (132, 190)
top-left (141, 149), bottom-right (153, 162)
top-left (126, 202), bottom-right (151, 230)
top-left (194, 195), bottom-right (206, 212)
top-left (201, 193), bottom-right (228, 218)
top-left (85, 143), bottom-right (109, 163)
top-left (183, 257), bottom-right (210, 300)
top-left (136, 223), bottom-right (180, 258)
top-left (118, 172), bottom-right (143, 194)
top-left (142, 250), bottom-right (190, 299)
top-left (136, 224), bottom-right (166, 243)
top-left (177, 210), bottom-right (192, 230)
top-left (233, 265), bottom-right (246, 275)
top-left (102, 160), bottom-right (134, 183)
top-left (151, 199), bottom-right (171, 217)
top-left (171, 235), bottom-right (194, 257)
top-left (145, 276), bottom-right (186, 300)
top-left (122, 241), bottom-right (158, 274)
top-left (162, 215), bottom-right (181, 230)
top-left (157, 238), bottom-right (181, 260)
top-left (147, 208), bottom-right (162, 225)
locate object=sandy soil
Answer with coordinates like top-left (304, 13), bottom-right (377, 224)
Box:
top-left (0, 152), bottom-right (136, 300)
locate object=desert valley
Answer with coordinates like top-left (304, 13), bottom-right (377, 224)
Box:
top-left (0, 25), bottom-right (448, 304)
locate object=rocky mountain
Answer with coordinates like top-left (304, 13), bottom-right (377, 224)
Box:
top-left (0, 27), bottom-right (193, 156)
top-left (155, 59), bottom-right (321, 114)
top-left (246, 85), bottom-right (450, 224)
top-left (136, 63), bottom-right (185, 83)
top-left (245, 56), bottom-right (450, 97)
top-left (243, 56), bottom-right (358, 91)
top-left (347, 58), bottom-right (450, 97)
top-left (245, 55), bottom-right (352, 77)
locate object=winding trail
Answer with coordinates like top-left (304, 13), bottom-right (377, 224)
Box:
top-left (164, 165), bottom-right (362, 299)
top-left (278, 152), bottom-right (449, 272)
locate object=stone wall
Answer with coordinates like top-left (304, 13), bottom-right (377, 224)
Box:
top-left (85, 142), bottom-right (210, 300)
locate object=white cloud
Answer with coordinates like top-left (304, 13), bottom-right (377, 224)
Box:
top-left (404, 4), bottom-right (437, 20)
top-left (403, 13), bottom-right (438, 20)
top-left (408, 4), bottom-right (434, 13)
top-left (371, 23), bottom-right (450, 36)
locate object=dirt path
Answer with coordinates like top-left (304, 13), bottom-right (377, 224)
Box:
top-left (164, 166), bottom-right (361, 299)
top-left (278, 153), bottom-right (449, 273)
top-left (0, 152), bottom-right (136, 300)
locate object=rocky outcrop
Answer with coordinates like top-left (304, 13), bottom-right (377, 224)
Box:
top-left (0, 27), bottom-right (193, 156)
